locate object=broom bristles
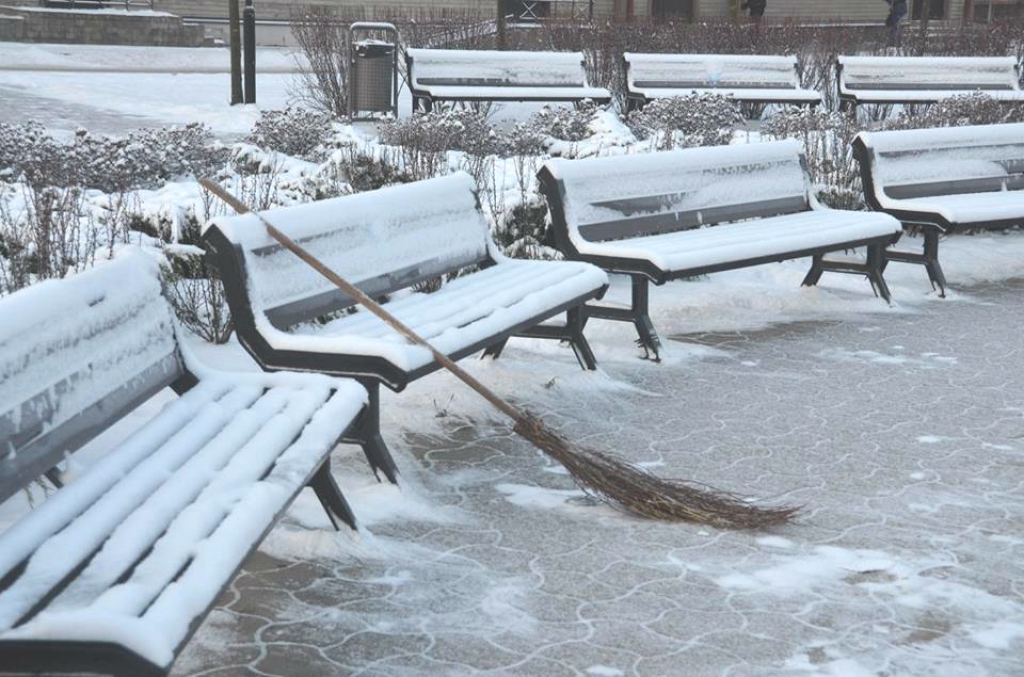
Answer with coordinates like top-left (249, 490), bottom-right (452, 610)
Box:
top-left (513, 414), bottom-right (799, 529)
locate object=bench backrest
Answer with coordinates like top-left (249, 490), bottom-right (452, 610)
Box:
top-left (839, 56), bottom-right (1021, 94)
top-left (538, 140), bottom-right (812, 250)
top-left (203, 172), bottom-right (492, 330)
top-left (407, 48), bottom-right (590, 88)
top-left (625, 53), bottom-right (802, 90)
top-left (0, 251), bottom-right (182, 505)
top-left (854, 122), bottom-right (1024, 200)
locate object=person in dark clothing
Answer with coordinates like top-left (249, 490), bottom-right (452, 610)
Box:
top-left (741, 0), bottom-right (767, 17)
top-left (884, 0), bottom-right (908, 46)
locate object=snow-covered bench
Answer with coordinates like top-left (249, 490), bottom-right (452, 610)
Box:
top-left (838, 56), bottom-right (1024, 108)
top-left (853, 122), bottom-right (1024, 294)
top-left (538, 141), bottom-right (904, 358)
top-left (0, 251), bottom-right (374, 676)
top-left (406, 48), bottom-right (612, 113)
top-left (203, 171), bottom-right (609, 396)
top-left (624, 53), bottom-right (821, 111)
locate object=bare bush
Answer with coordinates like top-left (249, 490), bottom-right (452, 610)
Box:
top-left (292, 6), bottom-right (350, 118)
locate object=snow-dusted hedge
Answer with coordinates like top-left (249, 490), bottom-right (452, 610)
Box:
top-left (627, 94), bottom-right (742, 151)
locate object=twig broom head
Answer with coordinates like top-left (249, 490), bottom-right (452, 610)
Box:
top-left (513, 413), bottom-right (799, 529)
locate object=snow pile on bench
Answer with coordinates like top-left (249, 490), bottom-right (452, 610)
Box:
top-left (856, 122), bottom-right (1024, 223)
top-left (407, 48), bottom-right (610, 101)
top-left (839, 56), bottom-right (1024, 103)
top-left (0, 250), bottom-right (178, 451)
top-left (625, 53), bottom-right (820, 103)
top-left (206, 173), bottom-right (490, 318)
top-left (546, 140), bottom-right (811, 240)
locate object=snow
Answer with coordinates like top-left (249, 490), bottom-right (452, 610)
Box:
top-left (0, 42), bottom-right (306, 72)
top-left (206, 172), bottom-right (490, 314)
top-left (625, 52), bottom-right (820, 103)
top-left (0, 258), bottom-right (369, 668)
top-left (0, 250), bottom-right (179, 466)
top-left (839, 55), bottom-right (1024, 102)
top-left (857, 122), bottom-right (1024, 223)
top-left (409, 48), bottom-right (593, 87)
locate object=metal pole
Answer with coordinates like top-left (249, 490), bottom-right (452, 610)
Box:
top-left (243, 0), bottom-right (256, 103)
top-left (229, 0), bottom-right (242, 105)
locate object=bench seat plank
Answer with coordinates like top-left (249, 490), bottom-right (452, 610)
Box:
top-left (879, 190), bottom-right (1024, 226)
top-left (0, 374), bottom-right (366, 672)
top-left (280, 258), bottom-right (608, 372)
top-left (572, 209), bottom-right (902, 276)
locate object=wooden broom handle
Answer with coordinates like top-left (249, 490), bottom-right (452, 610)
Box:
top-left (199, 178), bottom-right (524, 423)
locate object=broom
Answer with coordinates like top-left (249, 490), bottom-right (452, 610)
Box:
top-left (200, 178), bottom-right (799, 529)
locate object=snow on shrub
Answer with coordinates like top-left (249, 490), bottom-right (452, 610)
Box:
top-left (887, 92), bottom-right (1024, 130)
top-left (526, 100), bottom-right (602, 143)
top-left (762, 107), bottom-right (865, 210)
top-left (247, 107), bottom-right (335, 160)
top-left (0, 121), bottom-right (227, 192)
top-left (378, 110), bottom-right (500, 182)
top-left (626, 94), bottom-right (742, 150)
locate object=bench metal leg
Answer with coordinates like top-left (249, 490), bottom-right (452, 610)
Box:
top-left (865, 242), bottom-right (893, 304)
top-left (801, 254), bottom-right (825, 288)
top-left (308, 459), bottom-right (357, 531)
top-left (629, 276), bottom-right (662, 361)
top-left (500, 307), bottom-right (599, 370)
top-left (565, 307), bottom-right (598, 371)
top-left (344, 381), bottom-right (399, 485)
top-left (482, 337), bottom-right (510, 361)
top-left (801, 245), bottom-right (893, 305)
top-left (583, 275), bottom-right (662, 362)
top-left (886, 228), bottom-right (947, 297)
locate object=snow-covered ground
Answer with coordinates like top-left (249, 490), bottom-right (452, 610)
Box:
top-left (1, 40), bottom-right (1023, 676)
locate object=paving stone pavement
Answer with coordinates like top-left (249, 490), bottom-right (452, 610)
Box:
top-left (174, 279), bottom-right (1024, 677)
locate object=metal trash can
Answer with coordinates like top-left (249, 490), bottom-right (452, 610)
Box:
top-left (349, 22), bottom-right (399, 119)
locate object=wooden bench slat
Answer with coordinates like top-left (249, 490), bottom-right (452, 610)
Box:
top-left (0, 384), bottom-right (266, 632)
top-left (0, 379), bottom-right (231, 587)
top-left (1, 252), bottom-right (182, 506)
top-left (43, 386), bottom-right (332, 619)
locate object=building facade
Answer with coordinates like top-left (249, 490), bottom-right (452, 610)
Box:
top-left (149, 0), bottom-right (1017, 23)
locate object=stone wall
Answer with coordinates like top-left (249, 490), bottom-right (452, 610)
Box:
top-left (0, 5), bottom-right (207, 45)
